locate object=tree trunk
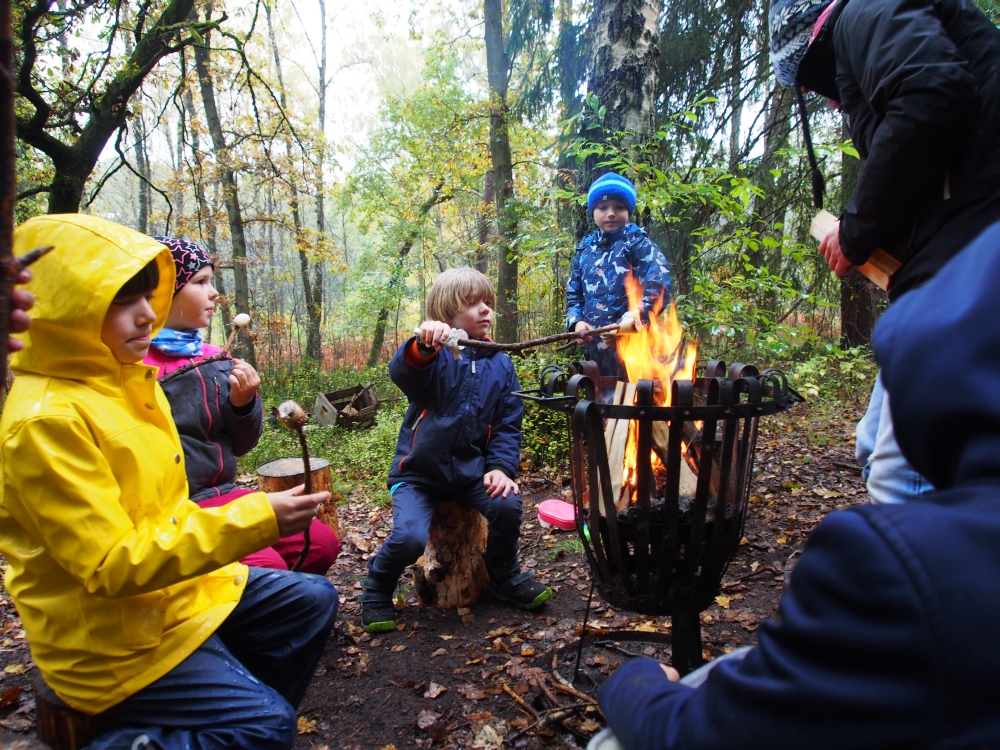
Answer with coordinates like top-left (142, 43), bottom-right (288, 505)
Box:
top-left (133, 119), bottom-right (151, 233)
top-left (365, 182), bottom-right (449, 368)
top-left (475, 170), bottom-right (494, 273)
top-left (578, 0), bottom-right (662, 235)
top-left (838, 122), bottom-right (884, 347)
top-left (264, 0), bottom-right (315, 364)
top-left (307, 0), bottom-right (328, 364)
top-left (586, 0), bottom-right (662, 140)
top-left (484, 0), bottom-right (518, 343)
top-left (193, 9), bottom-right (256, 367)
top-left (0, 0), bottom-right (16, 388)
top-left (412, 501), bottom-right (490, 609)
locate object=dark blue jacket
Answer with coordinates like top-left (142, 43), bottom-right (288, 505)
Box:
top-left (387, 338), bottom-right (523, 491)
top-left (566, 223), bottom-right (670, 330)
top-left (597, 220), bottom-right (1000, 750)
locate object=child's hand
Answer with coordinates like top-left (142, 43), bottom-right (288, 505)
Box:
top-left (484, 469), bottom-right (519, 499)
top-left (266, 484), bottom-right (330, 537)
top-left (228, 359), bottom-right (261, 407)
top-left (415, 320), bottom-right (452, 351)
top-left (573, 320), bottom-right (595, 342)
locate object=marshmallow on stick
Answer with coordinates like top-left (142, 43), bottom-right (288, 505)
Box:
top-left (224, 313), bottom-right (252, 355)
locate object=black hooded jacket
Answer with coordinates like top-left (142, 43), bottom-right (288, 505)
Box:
top-left (806, 0), bottom-right (1000, 300)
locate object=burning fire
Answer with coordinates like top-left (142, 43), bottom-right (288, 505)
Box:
top-left (617, 274), bottom-right (698, 506)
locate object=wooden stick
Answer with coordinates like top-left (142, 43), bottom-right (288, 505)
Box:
top-left (811, 210), bottom-right (901, 291)
top-left (157, 353), bottom-right (229, 384)
top-left (1, 245), bottom-right (54, 277)
top-left (458, 321), bottom-right (630, 353)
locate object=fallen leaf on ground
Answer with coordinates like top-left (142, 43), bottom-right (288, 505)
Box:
top-left (4, 665), bottom-right (24, 675)
top-left (439, 634), bottom-right (455, 640)
top-left (297, 716), bottom-right (317, 734)
top-left (715, 595), bottom-right (731, 609)
top-left (391, 645), bottom-right (406, 653)
top-left (424, 682), bottom-right (447, 698)
top-left (431, 648), bottom-right (447, 658)
top-left (458, 683), bottom-right (487, 700)
top-left (416, 710), bottom-right (441, 730)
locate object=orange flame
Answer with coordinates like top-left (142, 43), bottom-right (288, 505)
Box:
top-left (618, 274), bottom-right (697, 406)
top-left (616, 274), bottom-right (697, 505)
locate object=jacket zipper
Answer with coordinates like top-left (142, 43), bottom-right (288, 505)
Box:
top-left (397, 408), bottom-right (428, 471)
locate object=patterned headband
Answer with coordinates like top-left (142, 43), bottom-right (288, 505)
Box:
top-left (150, 236), bottom-right (214, 292)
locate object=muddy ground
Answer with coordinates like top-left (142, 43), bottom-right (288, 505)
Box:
top-left (0, 401), bottom-right (867, 749)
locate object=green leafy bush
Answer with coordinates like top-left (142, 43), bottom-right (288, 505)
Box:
top-left (787, 345), bottom-right (877, 404)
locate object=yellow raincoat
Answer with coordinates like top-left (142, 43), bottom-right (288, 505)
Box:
top-left (0, 215), bottom-right (279, 713)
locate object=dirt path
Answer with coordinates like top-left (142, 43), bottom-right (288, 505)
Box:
top-left (0, 402), bottom-right (868, 749)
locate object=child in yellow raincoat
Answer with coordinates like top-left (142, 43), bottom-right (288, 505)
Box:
top-left (0, 215), bottom-right (335, 749)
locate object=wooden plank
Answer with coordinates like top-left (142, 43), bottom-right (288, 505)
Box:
top-left (810, 209), bottom-right (901, 291)
top-left (603, 380), bottom-right (626, 456)
top-left (607, 382), bottom-right (637, 514)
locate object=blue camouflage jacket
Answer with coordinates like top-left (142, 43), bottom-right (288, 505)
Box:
top-left (387, 338), bottom-right (523, 491)
top-left (566, 223), bottom-right (671, 331)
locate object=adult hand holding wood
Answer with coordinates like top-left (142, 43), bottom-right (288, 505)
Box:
top-left (266, 484), bottom-right (329, 538)
top-left (819, 219), bottom-right (855, 277)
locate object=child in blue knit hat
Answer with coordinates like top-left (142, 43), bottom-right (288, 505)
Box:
top-left (566, 173), bottom-right (671, 381)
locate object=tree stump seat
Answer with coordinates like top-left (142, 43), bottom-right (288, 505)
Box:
top-left (31, 676), bottom-right (120, 750)
top-left (412, 501), bottom-right (490, 609)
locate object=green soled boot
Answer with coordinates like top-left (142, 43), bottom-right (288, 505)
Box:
top-left (490, 570), bottom-right (552, 610)
top-left (359, 577), bottom-right (397, 633)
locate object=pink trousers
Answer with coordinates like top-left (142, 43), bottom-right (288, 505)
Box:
top-left (197, 488), bottom-right (340, 575)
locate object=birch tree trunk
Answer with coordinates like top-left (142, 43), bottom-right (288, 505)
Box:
top-left (586, 0), bottom-right (662, 141)
top-left (192, 8), bottom-right (256, 367)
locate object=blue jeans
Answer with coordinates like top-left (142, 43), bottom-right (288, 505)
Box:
top-left (87, 568), bottom-right (337, 750)
top-left (856, 372), bottom-right (933, 504)
top-left (369, 481), bottom-right (522, 585)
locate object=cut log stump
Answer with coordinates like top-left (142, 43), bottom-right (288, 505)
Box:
top-left (257, 457), bottom-right (338, 539)
top-left (32, 676), bottom-right (120, 750)
top-left (412, 501), bottom-right (490, 609)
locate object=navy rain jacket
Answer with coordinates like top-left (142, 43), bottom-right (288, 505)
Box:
top-left (597, 220), bottom-right (1000, 749)
top-left (387, 338), bottom-right (523, 491)
top-left (816, 0), bottom-right (1000, 299)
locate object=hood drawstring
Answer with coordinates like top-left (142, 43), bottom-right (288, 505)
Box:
top-left (797, 87), bottom-right (826, 209)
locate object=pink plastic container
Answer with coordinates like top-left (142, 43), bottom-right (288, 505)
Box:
top-left (537, 499), bottom-right (577, 531)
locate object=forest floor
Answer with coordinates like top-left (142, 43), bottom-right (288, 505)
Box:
top-left (0, 399), bottom-right (867, 749)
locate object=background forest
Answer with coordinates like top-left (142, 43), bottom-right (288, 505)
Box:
top-left (13, 0), bottom-right (1000, 483)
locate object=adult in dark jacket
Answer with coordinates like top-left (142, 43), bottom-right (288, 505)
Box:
top-left (769, 0), bottom-right (1000, 504)
top-left (360, 269), bottom-right (550, 633)
top-left (595, 219), bottom-right (1000, 750)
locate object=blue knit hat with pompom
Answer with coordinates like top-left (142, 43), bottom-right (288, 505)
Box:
top-left (769, 0), bottom-right (834, 86)
top-left (587, 173), bottom-right (637, 214)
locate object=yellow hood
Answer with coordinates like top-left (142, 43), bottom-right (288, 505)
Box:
top-left (11, 214), bottom-right (174, 380)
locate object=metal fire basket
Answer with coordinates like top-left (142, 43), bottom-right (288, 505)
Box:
top-left (517, 360), bottom-right (802, 673)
